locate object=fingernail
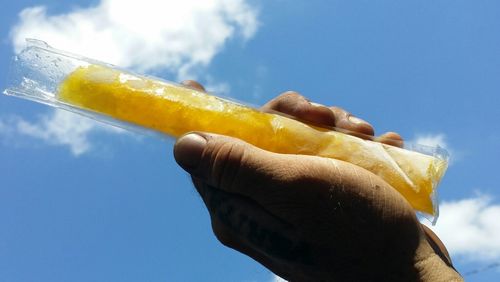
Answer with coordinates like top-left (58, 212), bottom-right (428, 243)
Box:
top-left (310, 102), bottom-right (325, 108)
top-left (174, 133), bottom-right (207, 169)
top-left (348, 115), bottom-right (366, 125)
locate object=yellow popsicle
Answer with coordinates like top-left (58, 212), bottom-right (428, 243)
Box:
top-left (58, 64), bottom-right (447, 215)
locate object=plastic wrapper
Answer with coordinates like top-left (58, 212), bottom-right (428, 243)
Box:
top-left (3, 39), bottom-right (449, 223)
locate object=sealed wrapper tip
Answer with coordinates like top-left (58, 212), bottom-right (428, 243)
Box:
top-left (3, 39), bottom-right (449, 223)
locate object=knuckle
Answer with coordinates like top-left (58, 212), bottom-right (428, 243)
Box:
top-left (385, 131), bottom-right (403, 141)
top-left (201, 137), bottom-right (246, 192)
top-left (273, 92), bottom-right (309, 115)
top-left (262, 91), bottom-right (306, 112)
top-left (277, 91), bottom-right (306, 105)
top-left (378, 135), bottom-right (404, 147)
top-left (330, 106), bottom-right (349, 117)
top-left (280, 91), bottom-right (302, 99)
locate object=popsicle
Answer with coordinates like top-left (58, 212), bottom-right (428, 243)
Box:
top-left (3, 40), bottom-right (448, 219)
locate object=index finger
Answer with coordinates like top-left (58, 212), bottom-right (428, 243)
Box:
top-left (261, 91), bottom-right (336, 127)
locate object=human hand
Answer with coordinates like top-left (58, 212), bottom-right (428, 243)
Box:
top-left (174, 82), bottom-right (462, 281)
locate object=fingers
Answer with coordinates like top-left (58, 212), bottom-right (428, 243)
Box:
top-left (178, 86), bottom-right (403, 146)
top-left (329, 106), bottom-right (375, 137)
top-left (261, 91), bottom-right (336, 127)
top-left (377, 132), bottom-right (404, 148)
top-left (261, 91), bottom-right (375, 138)
top-left (181, 80), bottom-right (206, 92)
top-left (180, 85), bottom-right (402, 146)
top-left (262, 91), bottom-right (406, 146)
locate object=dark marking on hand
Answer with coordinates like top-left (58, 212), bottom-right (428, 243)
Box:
top-left (203, 184), bottom-right (314, 265)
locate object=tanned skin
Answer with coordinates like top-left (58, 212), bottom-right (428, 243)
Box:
top-left (174, 81), bottom-right (463, 282)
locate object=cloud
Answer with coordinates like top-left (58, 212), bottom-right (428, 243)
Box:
top-left (424, 195), bottom-right (500, 261)
top-left (411, 133), bottom-right (458, 164)
top-left (413, 133), bottom-right (449, 150)
top-left (1, 110), bottom-right (122, 156)
top-left (7, 0), bottom-right (259, 155)
top-left (11, 0), bottom-right (258, 76)
top-left (0, 120), bottom-right (9, 135)
top-left (203, 75), bottom-right (231, 95)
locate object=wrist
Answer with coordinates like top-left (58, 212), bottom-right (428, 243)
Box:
top-left (414, 253), bottom-right (463, 282)
top-left (355, 231), bottom-right (463, 281)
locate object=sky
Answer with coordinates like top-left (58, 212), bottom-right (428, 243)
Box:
top-left (0, 0), bottom-right (499, 281)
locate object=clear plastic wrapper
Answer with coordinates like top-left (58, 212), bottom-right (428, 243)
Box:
top-left (3, 39), bottom-right (449, 223)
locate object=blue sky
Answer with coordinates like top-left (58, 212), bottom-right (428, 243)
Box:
top-left (1, 1), bottom-right (499, 281)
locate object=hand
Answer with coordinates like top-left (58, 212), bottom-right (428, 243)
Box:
top-left (174, 82), bottom-right (462, 281)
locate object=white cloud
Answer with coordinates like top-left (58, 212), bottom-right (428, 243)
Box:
top-left (204, 76), bottom-right (231, 95)
top-left (8, 0), bottom-right (259, 155)
top-left (411, 133), bottom-right (458, 164)
top-left (424, 195), bottom-right (500, 261)
top-left (6, 110), bottom-right (120, 156)
top-left (11, 0), bottom-right (258, 76)
top-left (0, 120), bottom-right (8, 134)
top-left (413, 133), bottom-right (449, 150)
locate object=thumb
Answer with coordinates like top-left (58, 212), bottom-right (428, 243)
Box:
top-left (172, 132), bottom-right (413, 236)
top-left (173, 132), bottom-right (335, 202)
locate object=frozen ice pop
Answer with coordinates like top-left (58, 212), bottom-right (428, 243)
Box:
top-left (3, 40), bottom-right (448, 219)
